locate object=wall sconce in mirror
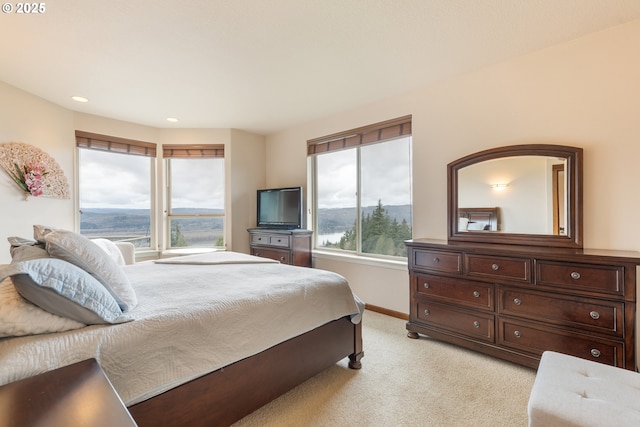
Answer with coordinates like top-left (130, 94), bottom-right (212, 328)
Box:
top-left (490, 183), bottom-right (509, 191)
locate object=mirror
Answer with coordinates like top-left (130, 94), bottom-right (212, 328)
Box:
top-left (448, 144), bottom-right (583, 248)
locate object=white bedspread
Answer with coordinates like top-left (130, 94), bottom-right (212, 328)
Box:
top-left (0, 252), bottom-right (360, 405)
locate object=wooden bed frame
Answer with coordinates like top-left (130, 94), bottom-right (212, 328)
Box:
top-left (128, 315), bottom-right (363, 426)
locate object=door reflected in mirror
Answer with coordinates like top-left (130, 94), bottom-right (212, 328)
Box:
top-left (457, 156), bottom-right (567, 235)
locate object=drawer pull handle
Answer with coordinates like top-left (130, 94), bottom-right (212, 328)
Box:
top-left (424, 309), bottom-right (430, 316)
top-left (514, 298), bottom-right (522, 306)
top-left (433, 257), bottom-right (440, 264)
top-left (423, 282), bottom-right (430, 289)
top-left (491, 263), bottom-right (500, 271)
top-left (590, 349), bottom-right (601, 358)
top-left (473, 321), bottom-right (480, 328)
top-left (255, 252), bottom-right (260, 256)
top-left (279, 256), bottom-right (285, 262)
top-left (571, 271), bottom-right (581, 280)
top-left (513, 330), bottom-right (521, 338)
top-left (473, 290), bottom-right (480, 298)
top-left (590, 311), bottom-right (600, 320)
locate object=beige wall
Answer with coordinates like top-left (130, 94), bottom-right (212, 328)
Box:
top-left (265, 19), bottom-right (640, 314)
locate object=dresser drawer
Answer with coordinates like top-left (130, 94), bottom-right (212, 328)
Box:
top-left (250, 247), bottom-right (290, 264)
top-left (498, 319), bottom-right (625, 367)
top-left (415, 301), bottom-right (494, 342)
top-left (412, 273), bottom-right (493, 311)
top-left (498, 287), bottom-right (623, 337)
top-left (411, 249), bottom-right (462, 274)
top-left (250, 233), bottom-right (291, 248)
top-left (268, 235), bottom-right (290, 247)
top-left (536, 260), bottom-right (623, 296)
top-left (466, 254), bottom-right (531, 283)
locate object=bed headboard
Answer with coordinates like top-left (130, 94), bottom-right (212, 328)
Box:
top-left (458, 207), bottom-right (499, 231)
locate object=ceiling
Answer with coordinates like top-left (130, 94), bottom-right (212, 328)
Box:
top-left (1, 1), bottom-right (639, 135)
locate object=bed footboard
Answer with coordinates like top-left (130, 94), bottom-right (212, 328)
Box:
top-left (128, 316), bottom-right (363, 427)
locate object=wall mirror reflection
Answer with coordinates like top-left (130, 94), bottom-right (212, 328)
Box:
top-left (457, 155), bottom-right (566, 235)
top-left (448, 144), bottom-right (583, 248)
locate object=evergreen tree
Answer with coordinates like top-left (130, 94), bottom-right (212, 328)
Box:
top-left (325, 200), bottom-right (411, 257)
top-left (171, 222), bottom-right (188, 247)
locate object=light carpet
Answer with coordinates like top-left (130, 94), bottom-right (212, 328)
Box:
top-left (233, 310), bottom-right (537, 427)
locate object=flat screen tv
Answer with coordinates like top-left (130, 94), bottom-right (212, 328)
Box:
top-left (257, 186), bottom-right (304, 229)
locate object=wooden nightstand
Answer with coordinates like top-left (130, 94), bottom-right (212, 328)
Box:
top-left (0, 359), bottom-right (137, 427)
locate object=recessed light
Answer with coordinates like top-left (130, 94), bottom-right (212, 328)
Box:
top-left (167, 117), bottom-right (179, 123)
top-left (71, 96), bottom-right (89, 103)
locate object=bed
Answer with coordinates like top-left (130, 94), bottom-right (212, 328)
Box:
top-left (0, 230), bottom-right (364, 427)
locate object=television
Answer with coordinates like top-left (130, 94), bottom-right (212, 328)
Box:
top-left (257, 186), bottom-right (304, 229)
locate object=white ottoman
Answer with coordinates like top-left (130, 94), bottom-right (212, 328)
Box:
top-left (528, 351), bottom-right (640, 427)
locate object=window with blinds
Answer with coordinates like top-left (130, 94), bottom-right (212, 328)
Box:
top-left (309, 116), bottom-right (413, 258)
top-left (76, 131), bottom-right (156, 249)
top-left (164, 144), bottom-right (225, 249)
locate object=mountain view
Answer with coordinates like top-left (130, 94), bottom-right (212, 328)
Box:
top-left (80, 204), bottom-right (412, 253)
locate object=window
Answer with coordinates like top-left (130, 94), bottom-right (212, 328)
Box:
top-left (164, 144), bottom-right (225, 249)
top-left (76, 131), bottom-right (156, 249)
top-left (309, 116), bottom-right (412, 258)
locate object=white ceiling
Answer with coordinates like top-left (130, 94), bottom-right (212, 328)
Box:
top-left (1, 1), bottom-right (639, 135)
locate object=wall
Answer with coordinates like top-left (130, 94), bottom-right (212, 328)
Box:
top-left (0, 81), bottom-right (76, 260)
top-left (265, 19), bottom-right (640, 315)
top-left (0, 89), bottom-right (265, 263)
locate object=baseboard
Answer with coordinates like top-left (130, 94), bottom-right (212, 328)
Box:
top-left (365, 304), bottom-right (409, 320)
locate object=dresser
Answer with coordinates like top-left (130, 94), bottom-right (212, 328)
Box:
top-left (406, 239), bottom-right (640, 370)
top-left (248, 228), bottom-right (313, 267)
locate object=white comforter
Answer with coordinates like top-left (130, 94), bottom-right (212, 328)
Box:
top-left (0, 252), bottom-right (361, 405)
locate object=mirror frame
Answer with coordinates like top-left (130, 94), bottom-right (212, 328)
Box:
top-left (448, 144), bottom-right (583, 248)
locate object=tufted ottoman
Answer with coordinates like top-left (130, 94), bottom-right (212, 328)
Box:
top-left (528, 351), bottom-right (640, 426)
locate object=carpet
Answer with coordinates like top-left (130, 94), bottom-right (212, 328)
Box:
top-left (233, 310), bottom-right (536, 426)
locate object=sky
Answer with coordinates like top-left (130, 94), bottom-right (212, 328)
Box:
top-left (79, 150), bottom-right (224, 210)
top-left (79, 136), bottom-right (411, 211)
top-left (316, 137), bottom-right (412, 209)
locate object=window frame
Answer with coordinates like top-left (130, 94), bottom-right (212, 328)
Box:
top-left (163, 144), bottom-right (226, 250)
top-left (75, 131), bottom-right (157, 250)
top-left (309, 116), bottom-right (413, 260)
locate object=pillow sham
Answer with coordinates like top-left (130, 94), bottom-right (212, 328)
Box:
top-left (0, 259), bottom-right (131, 325)
top-left (0, 277), bottom-right (86, 338)
top-left (8, 236), bottom-right (50, 262)
top-left (43, 229), bottom-right (137, 312)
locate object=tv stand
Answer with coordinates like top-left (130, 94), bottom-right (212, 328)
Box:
top-left (248, 228), bottom-right (313, 267)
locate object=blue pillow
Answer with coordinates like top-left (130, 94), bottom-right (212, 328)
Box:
top-left (0, 259), bottom-right (131, 325)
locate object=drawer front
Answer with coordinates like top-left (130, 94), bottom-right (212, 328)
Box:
top-left (498, 287), bottom-right (623, 337)
top-left (413, 273), bottom-right (494, 311)
top-left (466, 254), bottom-right (531, 283)
top-left (498, 319), bottom-right (624, 367)
top-left (250, 248), bottom-right (290, 264)
top-left (415, 301), bottom-right (494, 342)
top-left (250, 234), bottom-right (270, 245)
top-left (536, 260), bottom-right (623, 296)
top-left (268, 235), bottom-right (291, 248)
top-left (412, 249), bottom-right (462, 274)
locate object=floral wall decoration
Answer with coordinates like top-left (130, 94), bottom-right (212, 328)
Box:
top-left (0, 142), bottom-right (70, 200)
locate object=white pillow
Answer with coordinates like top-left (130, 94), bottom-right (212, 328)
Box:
top-left (1, 259), bottom-right (131, 325)
top-left (0, 277), bottom-right (86, 338)
top-left (91, 238), bottom-right (126, 266)
top-left (43, 229), bottom-right (138, 312)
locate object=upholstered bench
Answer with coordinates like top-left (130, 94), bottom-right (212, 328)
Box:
top-left (528, 351), bottom-right (640, 426)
